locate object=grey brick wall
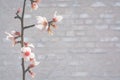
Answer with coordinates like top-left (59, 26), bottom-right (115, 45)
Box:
top-left (0, 0), bottom-right (120, 80)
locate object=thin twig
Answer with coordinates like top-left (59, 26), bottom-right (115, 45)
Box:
top-left (25, 66), bottom-right (30, 73)
top-left (15, 36), bottom-right (21, 39)
top-left (14, 14), bottom-right (21, 20)
top-left (24, 24), bottom-right (35, 30)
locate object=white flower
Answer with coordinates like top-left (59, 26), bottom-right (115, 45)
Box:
top-left (33, 61), bottom-right (40, 66)
top-left (22, 52), bottom-right (35, 61)
top-left (31, 2), bottom-right (38, 10)
top-left (21, 47), bottom-right (36, 61)
top-left (28, 43), bottom-right (35, 48)
top-left (5, 32), bottom-right (14, 40)
top-left (53, 11), bottom-right (63, 22)
top-left (30, 52), bottom-right (35, 59)
top-left (5, 32), bottom-right (16, 47)
top-left (35, 16), bottom-right (48, 30)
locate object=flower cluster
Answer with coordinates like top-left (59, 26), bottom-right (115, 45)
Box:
top-left (5, 0), bottom-right (63, 79)
top-left (5, 30), bottom-right (39, 78)
top-left (31, 0), bottom-right (41, 10)
top-left (21, 42), bottom-right (39, 78)
top-left (5, 31), bottom-right (21, 47)
top-left (35, 11), bottom-right (63, 35)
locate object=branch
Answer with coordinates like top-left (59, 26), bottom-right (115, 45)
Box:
top-left (24, 24), bottom-right (35, 30)
top-left (16, 41), bottom-right (21, 44)
top-left (14, 14), bottom-right (21, 20)
top-left (25, 66), bottom-right (30, 73)
top-left (21, 58), bottom-right (25, 80)
top-left (21, 0), bottom-right (26, 80)
top-left (15, 36), bottom-right (21, 39)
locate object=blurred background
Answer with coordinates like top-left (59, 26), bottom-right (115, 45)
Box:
top-left (0, 0), bottom-right (120, 80)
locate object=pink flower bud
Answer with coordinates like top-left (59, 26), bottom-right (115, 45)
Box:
top-left (31, 2), bottom-right (38, 10)
top-left (17, 8), bottom-right (21, 13)
top-left (29, 64), bottom-right (35, 68)
top-left (53, 11), bottom-right (63, 22)
top-left (52, 18), bottom-right (57, 22)
top-left (11, 31), bottom-right (21, 36)
top-left (15, 31), bottom-right (21, 36)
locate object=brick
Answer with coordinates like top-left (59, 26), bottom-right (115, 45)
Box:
top-left (91, 2), bottom-right (106, 7)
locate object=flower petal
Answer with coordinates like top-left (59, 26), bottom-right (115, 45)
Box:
top-left (21, 47), bottom-right (31, 53)
top-left (36, 16), bottom-right (44, 23)
top-left (30, 52), bottom-right (35, 59)
top-left (35, 24), bottom-right (44, 30)
top-left (53, 11), bottom-right (63, 22)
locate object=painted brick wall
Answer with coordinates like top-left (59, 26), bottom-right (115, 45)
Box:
top-left (0, 0), bottom-right (120, 80)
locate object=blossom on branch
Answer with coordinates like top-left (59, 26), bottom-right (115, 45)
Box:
top-left (31, 2), bottom-right (38, 10)
top-left (21, 46), bottom-right (39, 68)
top-left (5, 31), bottom-right (21, 47)
top-left (47, 11), bottom-right (63, 35)
top-left (29, 58), bottom-right (40, 68)
top-left (31, 0), bottom-right (41, 10)
top-left (35, 11), bottom-right (63, 35)
top-left (35, 16), bottom-right (48, 30)
top-left (21, 46), bottom-right (39, 78)
top-left (5, 0), bottom-right (63, 79)
top-left (21, 47), bottom-right (35, 61)
top-left (53, 11), bottom-right (63, 22)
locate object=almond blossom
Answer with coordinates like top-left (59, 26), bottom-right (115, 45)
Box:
top-left (6, 0), bottom-right (63, 79)
top-left (21, 47), bottom-right (35, 61)
top-left (35, 11), bottom-right (63, 35)
top-left (5, 31), bottom-right (20, 47)
top-left (31, 0), bottom-right (41, 10)
top-left (35, 16), bottom-right (48, 30)
top-left (31, 2), bottom-right (38, 10)
top-left (53, 11), bottom-right (63, 22)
